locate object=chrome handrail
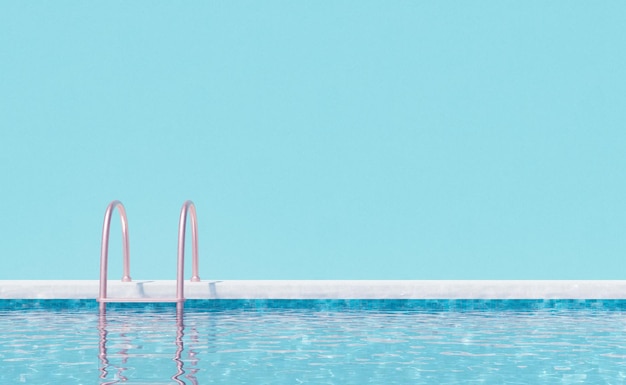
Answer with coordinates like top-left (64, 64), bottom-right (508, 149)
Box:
top-left (98, 200), bottom-right (201, 306)
top-left (176, 200), bottom-right (201, 302)
top-left (98, 200), bottom-right (131, 302)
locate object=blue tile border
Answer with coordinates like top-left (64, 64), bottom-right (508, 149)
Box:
top-left (4, 299), bottom-right (626, 312)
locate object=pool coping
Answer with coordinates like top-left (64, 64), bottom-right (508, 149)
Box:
top-left (2, 280), bottom-right (626, 300)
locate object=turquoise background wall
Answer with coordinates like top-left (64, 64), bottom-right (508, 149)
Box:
top-left (1, 1), bottom-right (625, 280)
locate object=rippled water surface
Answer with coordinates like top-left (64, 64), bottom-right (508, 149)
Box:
top-left (3, 301), bottom-right (626, 384)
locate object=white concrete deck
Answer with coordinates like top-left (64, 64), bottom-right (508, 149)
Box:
top-left (1, 280), bottom-right (626, 300)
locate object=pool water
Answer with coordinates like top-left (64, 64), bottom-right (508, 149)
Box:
top-left (2, 301), bottom-right (626, 384)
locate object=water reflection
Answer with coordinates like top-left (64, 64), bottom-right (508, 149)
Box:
top-left (98, 303), bottom-right (198, 384)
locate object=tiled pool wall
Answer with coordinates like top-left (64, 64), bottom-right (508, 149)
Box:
top-left (4, 298), bottom-right (626, 311)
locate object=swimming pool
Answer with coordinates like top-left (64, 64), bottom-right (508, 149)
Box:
top-left (3, 297), bottom-right (626, 384)
top-left (3, 281), bottom-right (626, 384)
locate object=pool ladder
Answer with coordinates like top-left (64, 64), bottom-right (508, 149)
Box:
top-left (97, 200), bottom-right (201, 306)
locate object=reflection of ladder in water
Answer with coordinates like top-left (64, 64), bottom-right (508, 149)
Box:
top-left (97, 200), bottom-right (201, 306)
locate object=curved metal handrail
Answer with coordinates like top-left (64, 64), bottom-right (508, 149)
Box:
top-left (176, 200), bottom-right (201, 302)
top-left (99, 200), bottom-right (131, 302)
top-left (98, 200), bottom-right (200, 306)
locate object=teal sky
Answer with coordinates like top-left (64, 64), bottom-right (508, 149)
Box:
top-left (1, 1), bottom-right (625, 280)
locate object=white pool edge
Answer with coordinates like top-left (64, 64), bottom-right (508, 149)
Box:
top-left (2, 280), bottom-right (626, 300)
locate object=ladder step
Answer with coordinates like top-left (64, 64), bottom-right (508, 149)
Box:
top-left (98, 298), bottom-right (183, 303)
